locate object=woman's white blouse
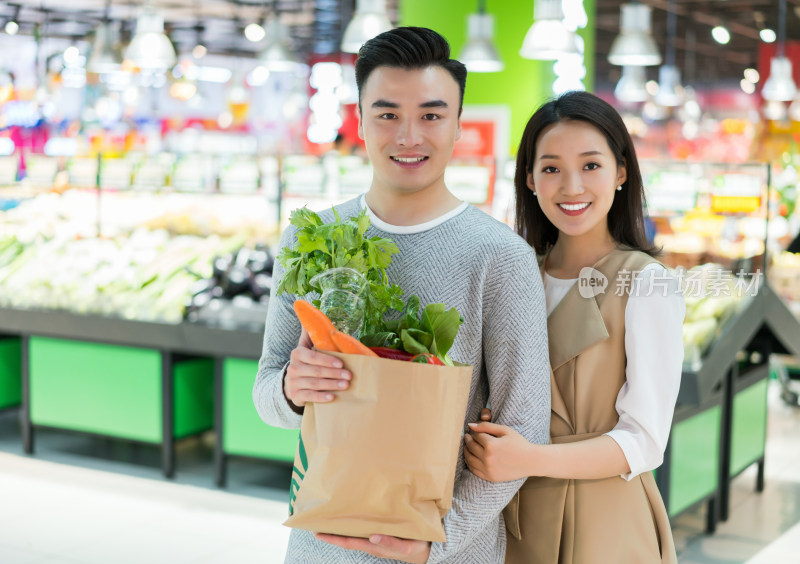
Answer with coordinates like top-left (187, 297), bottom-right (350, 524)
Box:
top-left (543, 263), bottom-right (686, 480)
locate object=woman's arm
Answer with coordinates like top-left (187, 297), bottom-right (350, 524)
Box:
top-left (465, 265), bottom-right (686, 484)
top-left (465, 423), bottom-right (630, 482)
top-left (605, 265), bottom-right (685, 479)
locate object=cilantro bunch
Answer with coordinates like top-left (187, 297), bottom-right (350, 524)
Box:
top-left (276, 207), bottom-right (405, 335)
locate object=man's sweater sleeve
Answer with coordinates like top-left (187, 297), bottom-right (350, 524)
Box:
top-left (252, 226), bottom-right (304, 430)
top-left (428, 247), bottom-right (551, 563)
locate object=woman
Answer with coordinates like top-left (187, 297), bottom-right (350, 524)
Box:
top-left (465, 91), bottom-right (684, 563)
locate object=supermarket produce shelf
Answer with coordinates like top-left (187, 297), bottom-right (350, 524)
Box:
top-left (0, 307), bottom-right (264, 360)
top-left (679, 284), bottom-right (800, 405)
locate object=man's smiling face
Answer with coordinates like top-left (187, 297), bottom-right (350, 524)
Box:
top-left (358, 65), bottom-right (462, 197)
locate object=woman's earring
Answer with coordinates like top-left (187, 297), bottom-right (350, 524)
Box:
top-left (616, 185), bottom-right (623, 192)
top-left (532, 191), bottom-right (537, 196)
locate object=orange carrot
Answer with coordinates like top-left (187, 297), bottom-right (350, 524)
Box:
top-left (293, 300), bottom-right (339, 352)
top-left (331, 331), bottom-right (378, 357)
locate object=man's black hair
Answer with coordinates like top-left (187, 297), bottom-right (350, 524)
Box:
top-left (354, 26), bottom-right (467, 115)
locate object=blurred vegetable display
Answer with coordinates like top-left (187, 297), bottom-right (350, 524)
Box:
top-left (681, 263), bottom-right (748, 366)
top-left (184, 245), bottom-right (274, 329)
top-left (770, 250), bottom-right (800, 320)
top-left (0, 189), bottom-right (278, 326)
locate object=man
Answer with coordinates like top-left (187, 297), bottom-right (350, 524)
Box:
top-left (254, 26), bottom-right (550, 564)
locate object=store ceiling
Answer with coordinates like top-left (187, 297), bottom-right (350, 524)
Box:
top-left (594, 0), bottom-right (800, 90)
top-left (0, 1), bottom-right (799, 90)
top-left (0, 1), bottom-right (399, 58)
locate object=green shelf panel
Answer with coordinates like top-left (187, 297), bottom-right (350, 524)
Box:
top-left (223, 358), bottom-right (298, 461)
top-left (174, 358), bottom-right (214, 440)
top-left (669, 405), bottom-right (722, 516)
top-left (30, 337), bottom-right (162, 443)
top-left (730, 379), bottom-right (768, 476)
top-left (0, 338), bottom-right (21, 409)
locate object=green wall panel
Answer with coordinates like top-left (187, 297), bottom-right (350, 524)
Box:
top-left (730, 379), bottom-right (768, 476)
top-left (174, 358), bottom-right (214, 439)
top-left (0, 338), bottom-right (21, 409)
top-left (30, 337), bottom-right (162, 443)
top-left (669, 405), bottom-right (721, 516)
top-left (400, 0), bottom-right (596, 152)
top-left (223, 358), bottom-right (298, 461)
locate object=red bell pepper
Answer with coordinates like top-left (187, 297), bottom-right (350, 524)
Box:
top-left (370, 347), bottom-right (416, 361)
top-left (411, 353), bottom-right (445, 365)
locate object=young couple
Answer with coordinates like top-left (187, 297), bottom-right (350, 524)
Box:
top-left (254, 26), bottom-right (684, 564)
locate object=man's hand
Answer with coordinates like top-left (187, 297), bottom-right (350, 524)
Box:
top-left (315, 533), bottom-right (431, 564)
top-left (464, 421), bottom-right (535, 482)
top-left (284, 328), bottom-right (351, 407)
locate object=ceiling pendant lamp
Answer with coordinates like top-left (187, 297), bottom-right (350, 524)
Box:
top-left (615, 65), bottom-right (648, 102)
top-left (655, 64), bottom-right (683, 107)
top-left (763, 57), bottom-right (797, 101)
top-left (762, 0), bottom-right (797, 102)
top-left (259, 19), bottom-right (306, 72)
top-left (459, 1), bottom-right (503, 73)
top-left (125, 3), bottom-right (177, 71)
top-left (608, 3), bottom-right (661, 66)
top-left (763, 99), bottom-right (788, 121)
top-left (87, 22), bottom-right (122, 74)
top-left (519, 0), bottom-right (579, 61)
top-left (788, 96), bottom-right (800, 121)
top-left (654, 0), bottom-right (683, 107)
top-left (341, 0), bottom-right (393, 54)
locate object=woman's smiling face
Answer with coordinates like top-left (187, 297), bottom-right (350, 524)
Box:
top-left (527, 120), bottom-right (627, 244)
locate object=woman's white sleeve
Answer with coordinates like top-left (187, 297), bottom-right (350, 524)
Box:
top-left (605, 264), bottom-right (686, 480)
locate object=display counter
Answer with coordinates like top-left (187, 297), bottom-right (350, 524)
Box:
top-left (656, 284), bottom-right (800, 529)
top-left (641, 160), bottom-right (800, 528)
top-left (215, 357), bottom-right (298, 486)
top-left (0, 306), bottom-right (303, 480)
top-left (0, 335), bottom-right (21, 411)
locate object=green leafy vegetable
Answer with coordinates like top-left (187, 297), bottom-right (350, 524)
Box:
top-left (276, 207), bottom-right (405, 334)
top-left (361, 298), bottom-right (463, 365)
top-left (276, 206), bottom-right (464, 363)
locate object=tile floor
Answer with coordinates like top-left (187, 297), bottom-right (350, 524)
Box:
top-left (0, 379), bottom-right (798, 564)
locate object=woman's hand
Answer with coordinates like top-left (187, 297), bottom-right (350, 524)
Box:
top-left (464, 422), bottom-right (536, 482)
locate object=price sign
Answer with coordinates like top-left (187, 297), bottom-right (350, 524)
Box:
top-left (282, 155), bottom-right (325, 196)
top-left (220, 157), bottom-right (260, 194)
top-left (710, 173), bottom-right (763, 214)
top-left (339, 156), bottom-right (372, 195)
top-left (28, 156), bottom-right (60, 187)
top-left (100, 158), bottom-right (133, 190)
top-left (133, 159), bottom-right (168, 191)
top-left (172, 155), bottom-right (209, 192)
top-left (643, 171), bottom-right (698, 213)
top-left (445, 165), bottom-right (492, 204)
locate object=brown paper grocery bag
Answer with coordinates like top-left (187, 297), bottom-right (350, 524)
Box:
top-left (284, 352), bottom-right (472, 542)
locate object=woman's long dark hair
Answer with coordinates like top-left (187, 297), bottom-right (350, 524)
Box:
top-left (514, 91), bottom-right (657, 257)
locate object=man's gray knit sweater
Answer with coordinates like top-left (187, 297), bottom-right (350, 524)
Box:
top-left (253, 196), bottom-right (550, 564)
